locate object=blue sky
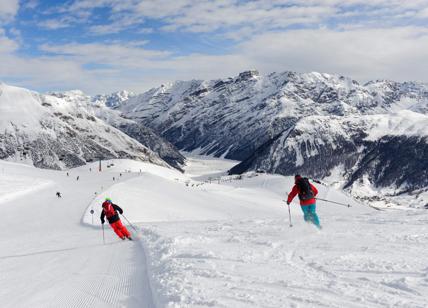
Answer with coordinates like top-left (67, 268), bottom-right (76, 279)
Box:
top-left (1, 0), bottom-right (428, 94)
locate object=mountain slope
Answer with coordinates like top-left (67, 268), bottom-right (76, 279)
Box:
top-left (118, 71), bottom-right (428, 160)
top-left (116, 71), bottom-right (428, 207)
top-left (0, 83), bottom-right (168, 170)
top-left (229, 111), bottom-right (428, 207)
top-left (50, 90), bottom-right (185, 170)
top-left (92, 90), bottom-right (135, 108)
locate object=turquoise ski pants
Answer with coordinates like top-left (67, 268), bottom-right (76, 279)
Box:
top-left (300, 204), bottom-right (321, 228)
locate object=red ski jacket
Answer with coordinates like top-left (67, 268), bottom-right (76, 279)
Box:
top-left (100, 202), bottom-right (123, 224)
top-left (287, 183), bottom-right (318, 206)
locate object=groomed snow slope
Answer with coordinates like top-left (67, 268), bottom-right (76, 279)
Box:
top-left (2, 156), bottom-right (427, 308)
top-left (0, 160), bottom-right (154, 308)
top-left (0, 161), bottom-right (54, 205)
top-left (81, 156), bottom-right (428, 308)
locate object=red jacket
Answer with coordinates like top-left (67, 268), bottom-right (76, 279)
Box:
top-left (287, 183), bottom-right (318, 206)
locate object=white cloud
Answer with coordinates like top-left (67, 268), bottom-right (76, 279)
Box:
top-left (37, 12), bottom-right (92, 30)
top-left (47, 1), bottom-right (334, 35)
top-left (43, 0), bottom-right (428, 39)
top-left (89, 12), bottom-right (145, 34)
top-left (200, 4), bottom-right (330, 30)
top-left (2, 1), bottom-right (428, 94)
top-left (135, 1), bottom-right (338, 36)
top-left (40, 41), bottom-right (171, 67)
top-left (416, 7), bottom-right (428, 18)
top-left (3, 26), bottom-right (428, 95)
top-left (0, 28), bottom-right (18, 53)
top-left (237, 27), bottom-right (428, 82)
top-left (137, 27), bottom-right (154, 34)
top-left (23, 0), bottom-right (38, 10)
top-left (38, 18), bottom-right (72, 30)
top-left (0, 0), bottom-right (19, 23)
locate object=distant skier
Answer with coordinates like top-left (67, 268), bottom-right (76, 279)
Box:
top-left (287, 175), bottom-right (321, 229)
top-left (100, 198), bottom-right (132, 240)
top-left (56, 191), bottom-right (62, 198)
top-left (76, 176), bottom-right (79, 181)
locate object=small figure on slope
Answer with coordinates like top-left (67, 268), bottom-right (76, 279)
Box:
top-left (56, 191), bottom-right (62, 198)
top-left (287, 175), bottom-right (321, 229)
top-left (100, 198), bottom-right (132, 240)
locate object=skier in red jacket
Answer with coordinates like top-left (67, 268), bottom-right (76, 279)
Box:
top-left (287, 175), bottom-right (321, 228)
top-left (100, 198), bottom-right (132, 240)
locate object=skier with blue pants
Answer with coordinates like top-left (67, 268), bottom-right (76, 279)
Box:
top-left (287, 175), bottom-right (321, 228)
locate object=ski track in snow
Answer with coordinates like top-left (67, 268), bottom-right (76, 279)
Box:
top-left (138, 215), bottom-right (428, 308)
top-left (83, 156), bottom-right (427, 308)
top-left (0, 160), bottom-right (155, 308)
top-left (2, 157), bottom-right (428, 307)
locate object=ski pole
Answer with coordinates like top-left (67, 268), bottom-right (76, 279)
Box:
top-left (121, 214), bottom-right (139, 233)
top-left (287, 202), bottom-right (293, 227)
top-left (90, 209), bottom-right (94, 225)
top-left (102, 223), bottom-right (105, 245)
top-left (316, 198), bottom-right (351, 208)
top-left (282, 200), bottom-right (293, 227)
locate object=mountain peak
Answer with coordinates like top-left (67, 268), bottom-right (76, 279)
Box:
top-left (93, 90), bottom-right (135, 108)
top-left (0, 83), bottom-right (172, 170)
top-left (236, 70), bottom-right (260, 81)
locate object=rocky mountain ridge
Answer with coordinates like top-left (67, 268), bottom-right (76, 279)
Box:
top-left (116, 70), bottom-right (428, 207)
top-left (49, 90), bottom-right (185, 170)
top-left (92, 90), bottom-right (135, 108)
top-left (0, 83), bottom-right (182, 170)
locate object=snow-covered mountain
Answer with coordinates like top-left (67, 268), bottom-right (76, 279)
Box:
top-left (119, 71), bottom-right (428, 158)
top-left (92, 90), bottom-right (135, 108)
top-left (50, 90), bottom-right (185, 170)
top-left (117, 71), bottom-right (428, 207)
top-left (0, 83), bottom-right (170, 170)
top-left (230, 111), bottom-right (428, 207)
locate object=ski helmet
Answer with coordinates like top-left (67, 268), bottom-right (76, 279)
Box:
top-left (105, 197), bottom-right (112, 203)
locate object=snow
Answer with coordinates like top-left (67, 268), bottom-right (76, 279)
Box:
top-left (0, 161), bottom-right (55, 205)
top-left (183, 154), bottom-right (239, 181)
top-left (0, 83), bottom-right (47, 131)
top-left (362, 110), bottom-right (428, 140)
top-left (0, 159), bottom-right (154, 308)
top-left (0, 170), bottom-right (53, 205)
top-left (141, 213), bottom-right (428, 308)
top-left (1, 156), bottom-right (428, 307)
top-left (0, 83), bottom-right (168, 169)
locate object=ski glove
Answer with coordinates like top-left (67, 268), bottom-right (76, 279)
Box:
top-left (286, 201), bottom-right (290, 205)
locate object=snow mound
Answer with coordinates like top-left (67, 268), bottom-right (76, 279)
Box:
top-left (0, 161), bottom-right (54, 204)
top-left (142, 212), bottom-right (428, 308)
